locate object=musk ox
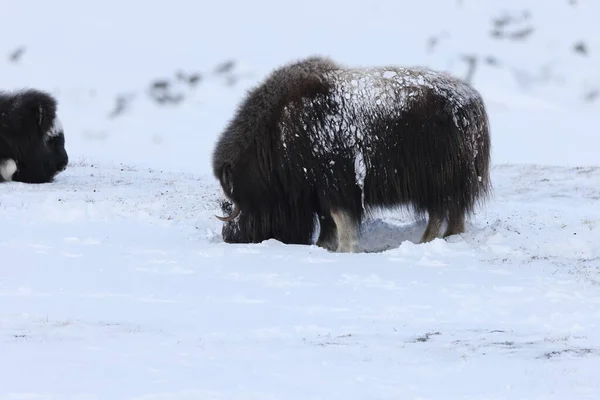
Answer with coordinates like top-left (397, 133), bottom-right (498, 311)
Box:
top-left (0, 89), bottom-right (69, 184)
top-left (212, 56), bottom-right (491, 252)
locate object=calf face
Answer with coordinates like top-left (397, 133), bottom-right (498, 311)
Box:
top-left (11, 127), bottom-right (69, 183)
top-left (0, 89), bottom-right (69, 184)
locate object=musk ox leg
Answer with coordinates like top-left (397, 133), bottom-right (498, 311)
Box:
top-left (419, 209), bottom-right (444, 244)
top-left (0, 159), bottom-right (18, 182)
top-left (316, 214), bottom-right (338, 251)
top-left (443, 208), bottom-right (466, 238)
top-left (331, 209), bottom-right (359, 253)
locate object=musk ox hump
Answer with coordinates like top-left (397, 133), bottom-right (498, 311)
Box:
top-left (211, 55), bottom-right (341, 195)
top-left (265, 55), bottom-right (339, 99)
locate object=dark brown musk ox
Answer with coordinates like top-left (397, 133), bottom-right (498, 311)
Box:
top-left (0, 89), bottom-right (69, 184)
top-left (212, 56), bottom-right (491, 252)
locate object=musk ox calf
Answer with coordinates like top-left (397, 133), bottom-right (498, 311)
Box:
top-left (212, 56), bottom-right (491, 252)
top-left (0, 89), bottom-right (69, 184)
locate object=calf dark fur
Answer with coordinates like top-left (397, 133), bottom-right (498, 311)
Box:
top-left (0, 89), bottom-right (69, 184)
top-left (212, 56), bottom-right (492, 252)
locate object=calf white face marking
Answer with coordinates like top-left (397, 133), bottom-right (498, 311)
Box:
top-left (0, 159), bottom-right (18, 181)
top-left (47, 116), bottom-right (64, 138)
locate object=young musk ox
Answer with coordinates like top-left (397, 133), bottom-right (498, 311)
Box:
top-left (212, 56), bottom-right (491, 252)
top-left (0, 89), bottom-right (69, 184)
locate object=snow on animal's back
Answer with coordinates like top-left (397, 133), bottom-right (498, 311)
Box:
top-left (326, 66), bottom-right (483, 117)
top-left (325, 65), bottom-right (490, 171)
top-left (278, 64), bottom-right (488, 161)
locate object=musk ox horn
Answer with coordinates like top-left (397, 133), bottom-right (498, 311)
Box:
top-left (216, 202), bottom-right (241, 222)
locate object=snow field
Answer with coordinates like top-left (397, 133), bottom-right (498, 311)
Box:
top-left (1, 161), bottom-right (599, 399)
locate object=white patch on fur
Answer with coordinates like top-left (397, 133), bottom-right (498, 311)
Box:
top-left (47, 116), bottom-right (64, 138)
top-left (0, 159), bottom-right (18, 181)
top-left (331, 209), bottom-right (359, 253)
top-left (354, 150), bottom-right (366, 211)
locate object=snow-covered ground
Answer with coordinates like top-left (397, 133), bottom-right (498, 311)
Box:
top-left (1, 162), bottom-right (599, 399)
top-left (1, 0), bottom-right (600, 399)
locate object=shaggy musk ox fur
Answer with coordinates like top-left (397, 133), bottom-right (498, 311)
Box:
top-left (212, 56), bottom-right (491, 252)
top-left (0, 89), bottom-right (69, 184)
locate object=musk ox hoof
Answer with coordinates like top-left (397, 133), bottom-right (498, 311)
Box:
top-left (335, 242), bottom-right (360, 253)
top-left (316, 237), bottom-right (338, 252)
top-left (0, 158), bottom-right (18, 181)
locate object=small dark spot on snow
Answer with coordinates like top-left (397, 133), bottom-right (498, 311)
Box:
top-left (151, 80), bottom-right (170, 90)
top-left (484, 56), bottom-right (500, 66)
top-left (108, 94), bottom-right (134, 119)
top-left (8, 47), bottom-right (26, 63)
top-left (493, 341), bottom-right (515, 347)
top-left (541, 348), bottom-right (597, 359)
top-left (584, 89), bottom-right (598, 103)
top-left (573, 41), bottom-right (588, 56)
top-left (213, 60), bottom-right (236, 75)
top-left (413, 331), bottom-right (441, 342)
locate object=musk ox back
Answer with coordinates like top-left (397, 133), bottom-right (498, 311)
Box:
top-left (0, 89), bottom-right (69, 184)
top-left (213, 56), bottom-right (491, 252)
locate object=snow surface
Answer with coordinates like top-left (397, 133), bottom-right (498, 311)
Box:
top-left (1, 0), bottom-right (600, 398)
top-left (1, 162), bottom-right (600, 399)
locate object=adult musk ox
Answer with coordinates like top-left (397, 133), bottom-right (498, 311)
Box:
top-left (212, 56), bottom-right (491, 252)
top-left (0, 89), bottom-right (69, 184)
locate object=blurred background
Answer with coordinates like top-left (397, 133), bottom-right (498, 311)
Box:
top-left (1, 0), bottom-right (598, 174)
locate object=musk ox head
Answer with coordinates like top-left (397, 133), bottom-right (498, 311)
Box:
top-left (212, 56), bottom-right (339, 245)
top-left (0, 89), bottom-right (69, 183)
top-left (218, 196), bottom-right (318, 245)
